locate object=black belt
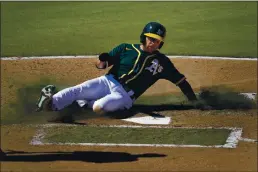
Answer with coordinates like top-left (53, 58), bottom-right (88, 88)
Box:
top-left (122, 84), bottom-right (136, 101)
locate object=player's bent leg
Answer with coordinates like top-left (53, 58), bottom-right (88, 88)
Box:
top-left (92, 91), bottom-right (133, 115)
top-left (52, 76), bottom-right (109, 111)
top-left (92, 104), bottom-right (106, 115)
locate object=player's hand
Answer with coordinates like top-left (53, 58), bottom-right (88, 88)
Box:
top-left (96, 60), bottom-right (108, 69)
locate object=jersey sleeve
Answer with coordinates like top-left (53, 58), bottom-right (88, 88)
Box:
top-left (161, 56), bottom-right (186, 86)
top-left (108, 43), bottom-right (127, 57)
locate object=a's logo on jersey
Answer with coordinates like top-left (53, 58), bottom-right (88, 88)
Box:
top-left (145, 59), bottom-right (163, 75)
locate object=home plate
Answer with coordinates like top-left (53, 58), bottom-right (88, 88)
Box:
top-left (240, 93), bottom-right (256, 100)
top-left (121, 116), bottom-right (171, 125)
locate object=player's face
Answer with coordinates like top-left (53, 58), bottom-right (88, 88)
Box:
top-left (145, 36), bottom-right (161, 53)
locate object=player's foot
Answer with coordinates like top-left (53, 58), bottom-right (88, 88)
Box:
top-left (36, 85), bottom-right (56, 112)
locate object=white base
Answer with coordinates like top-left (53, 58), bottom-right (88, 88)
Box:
top-left (240, 93), bottom-right (256, 100)
top-left (121, 116), bottom-right (171, 125)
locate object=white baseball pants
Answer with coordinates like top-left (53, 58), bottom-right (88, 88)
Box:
top-left (51, 74), bottom-right (134, 112)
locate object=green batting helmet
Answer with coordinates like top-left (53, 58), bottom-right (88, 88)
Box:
top-left (140, 22), bottom-right (166, 49)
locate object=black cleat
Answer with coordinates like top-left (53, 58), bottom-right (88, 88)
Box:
top-left (36, 85), bottom-right (56, 112)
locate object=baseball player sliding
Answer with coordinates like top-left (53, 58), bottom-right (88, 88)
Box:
top-left (36, 22), bottom-right (203, 119)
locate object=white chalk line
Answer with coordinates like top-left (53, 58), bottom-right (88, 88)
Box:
top-left (30, 124), bottom-right (246, 149)
top-left (32, 123), bottom-right (239, 130)
top-left (239, 137), bottom-right (258, 143)
top-left (1, 55), bottom-right (257, 61)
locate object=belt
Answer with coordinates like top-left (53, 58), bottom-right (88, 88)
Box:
top-left (122, 84), bottom-right (136, 101)
top-left (106, 74), bottom-right (136, 101)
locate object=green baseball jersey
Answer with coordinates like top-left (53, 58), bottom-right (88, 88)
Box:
top-left (107, 43), bottom-right (186, 99)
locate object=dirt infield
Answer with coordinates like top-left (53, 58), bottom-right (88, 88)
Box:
top-left (1, 57), bottom-right (257, 171)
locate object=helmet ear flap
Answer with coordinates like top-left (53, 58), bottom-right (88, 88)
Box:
top-left (159, 42), bottom-right (164, 49)
top-left (140, 33), bottom-right (146, 44)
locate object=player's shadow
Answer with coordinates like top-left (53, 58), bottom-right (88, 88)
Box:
top-left (1, 150), bottom-right (166, 163)
top-left (106, 103), bottom-right (194, 119)
top-left (134, 104), bottom-right (194, 112)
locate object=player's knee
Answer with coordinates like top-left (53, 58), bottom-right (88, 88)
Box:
top-left (93, 104), bottom-right (106, 115)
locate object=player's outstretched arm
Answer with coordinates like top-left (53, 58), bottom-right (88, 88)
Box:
top-left (178, 80), bottom-right (212, 110)
top-left (177, 79), bottom-right (197, 101)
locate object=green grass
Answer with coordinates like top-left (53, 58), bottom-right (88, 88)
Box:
top-left (43, 126), bottom-right (231, 146)
top-left (1, 2), bottom-right (257, 57)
